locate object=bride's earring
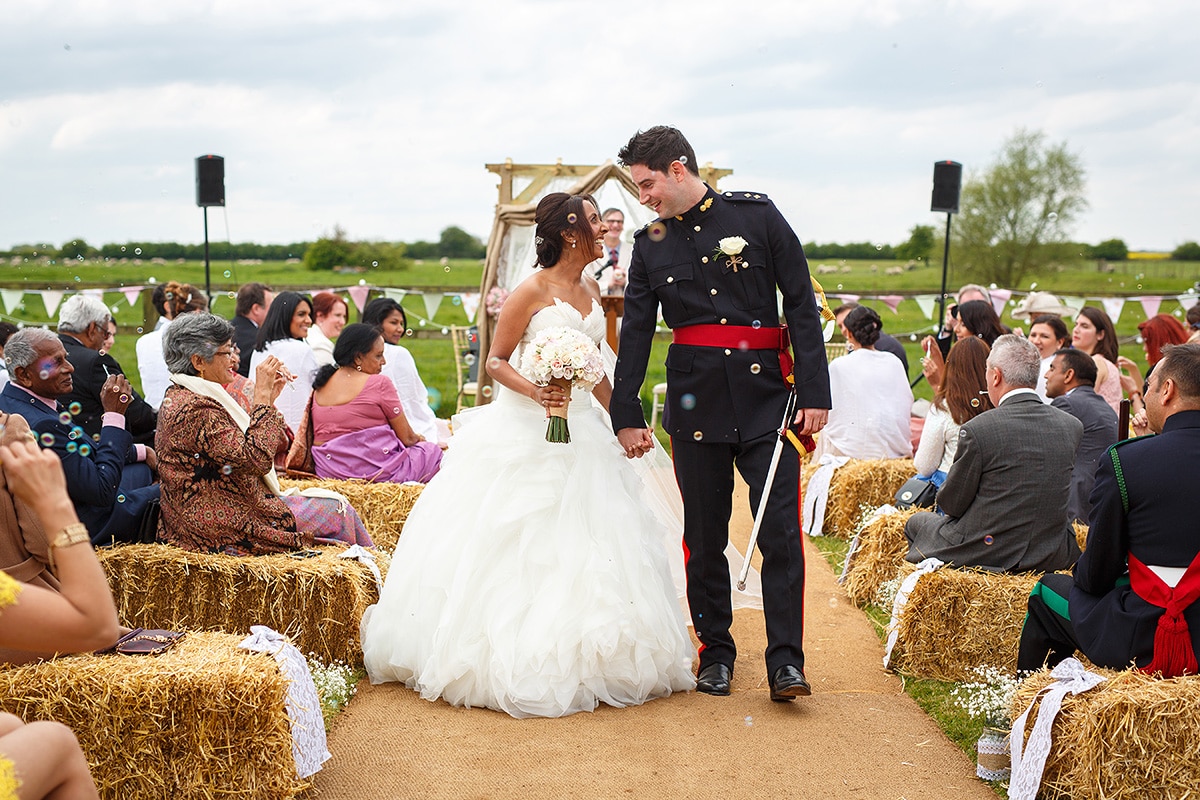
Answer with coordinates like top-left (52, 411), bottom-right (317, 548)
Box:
top-left (356, 363), bottom-right (362, 372)
top-left (570, 240), bottom-right (576, 249)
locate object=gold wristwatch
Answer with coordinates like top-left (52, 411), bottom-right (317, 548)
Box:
top-left (48, 523), bottom-right (91, 570)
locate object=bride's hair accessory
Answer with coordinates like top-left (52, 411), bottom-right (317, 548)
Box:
top-left (534, 236), bottom-right (544, 245)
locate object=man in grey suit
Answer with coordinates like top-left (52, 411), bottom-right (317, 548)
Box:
top-left (1045, 348), bottom-right (1118, 525)
top-left (905, 335), bottom-right (1083, 572)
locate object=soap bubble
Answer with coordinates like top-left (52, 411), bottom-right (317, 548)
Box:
top-left (680, 393), bottom-right (697, 410)
top-left (39, 433), bottom-right (55, 447)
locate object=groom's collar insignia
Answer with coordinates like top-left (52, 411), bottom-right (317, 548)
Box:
top-left (700, 198), bottom-right (713, 212)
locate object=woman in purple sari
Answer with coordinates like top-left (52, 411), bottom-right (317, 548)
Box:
top-left (309, 324), bottom-right (443, 483)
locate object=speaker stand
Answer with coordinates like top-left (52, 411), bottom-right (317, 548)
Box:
top-left (202, 206), bottom-right (212, 306)
top-left (937, 211), bottom-right (952, 329)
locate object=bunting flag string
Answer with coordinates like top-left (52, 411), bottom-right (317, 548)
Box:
top-left (879, 295), bottom-right (904, 313)
top-left (421, 292), bottom-right (444, 321)
top-left (1139, 296), bottom-right (1162, 319)
top-left (458, 292), bottom-right (481, 323)
top-left (0, 290), bottom-right (24, 314)
top-left (913, 294), bottom-right (939, 321)
top-left (1101, 296), bottom-right (1125, 324)
top-left (41, 290), bottom-right (64, 318)
top-left (121, 286), bottom-right (144, 306)
top-left (988, 288), bottom-right (1013, 316)
top-left (346, 285), bottom-right (371, 313)
top-left (1177, 293), bottom-right (1199, 312)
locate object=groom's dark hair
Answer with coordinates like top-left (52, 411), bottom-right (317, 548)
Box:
top-left (618, 126), bottom-right (699, 177)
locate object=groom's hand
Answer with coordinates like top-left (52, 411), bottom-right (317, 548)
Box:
top-left (792, 408), bottom-right (828, 436)
top-left (617, 427), bottom-right (654, 459)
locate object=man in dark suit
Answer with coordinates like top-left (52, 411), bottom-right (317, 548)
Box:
top-left (1018, 342), bottom-right (1200, 675)
top-left (232, 282), bottom-right (274, 377)
top-left (1045, 348), bottom-right (1118, 525)
top-left (0, 328), bottom-right (158, 545)
top-left (56, 294), bottom-right (156, 445)
top-left (905, 335), bottom-right (1083, 572)
top-left (611, 126), bottom-right (831, 701)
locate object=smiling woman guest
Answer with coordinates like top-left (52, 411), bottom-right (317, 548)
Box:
top-left (306, 292), bottom-right (349, 367)
top-left (249, 291), bottom-right (319, 432)
top-left (1072, 306), bottom-right (1122, 414)
top-left (361, 298), bottom-right (448, 443)
top-left (157, 313), bottom-right (372, 555)
top-left (1027, 314), bottom-right (1070, 400)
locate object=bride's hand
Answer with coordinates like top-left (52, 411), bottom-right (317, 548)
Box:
top-left (533, 384), bottom-right (566, 411)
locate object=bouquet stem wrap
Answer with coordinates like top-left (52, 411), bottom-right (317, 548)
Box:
top-left (546, 377), bottom-right (572, 443)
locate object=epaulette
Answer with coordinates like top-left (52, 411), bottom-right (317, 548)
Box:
top-left (720, 190), bottom-right (769, 203)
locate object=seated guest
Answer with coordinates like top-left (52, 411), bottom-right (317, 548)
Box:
top-left (306, 292), bottom-right (349, 367)
top-left (56, 294), bottom-right (156, 445)
top-left (249, 292), bottom-right (319, 433)
top-left (1045, 348), bottom-right (1118, 525)
top-left (0, 321), bottom-right (18, 389)
top-left (905, 335), bottom-right (1083, 572)
top-left (1018, 343), bottom-right (1200, 675)
top-left (913, 337), bottom-right (993, 488)
top-left (833, 302), bottom-right (908, 375)
top-left (1026, 313), bottom-right (1071, 401)
top-left (361, 298), bottom-right (447, 442)
top-left (232, 282), bottom-right (274, 377)
top-left (0, 437), bottom-right (120, 798)
top-left (0, 329), bottom-right (158, 545)
top-left (813, 306), bottom-right (912, 460)
top-left (306, 324), bottom-right (442, 483)
top-left (1072, 306), bottom-right (1123, 414)
top-left (1189, 304), bottom-right (1200, 344)
top-left (158, 313), bottom-right (372, 555)
top-left (932, 284), bottom-right (993, 359)
top-left (136, 281), bottom-right (208, 410)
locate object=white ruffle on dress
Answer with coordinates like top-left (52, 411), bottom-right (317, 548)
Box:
top-left (360, 298), bottom-right (698, 718)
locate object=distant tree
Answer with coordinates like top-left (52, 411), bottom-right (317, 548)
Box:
top-left (59, 238), bottom-right (95, 260)
top-left (1171, 241), bottom-right (1200, 261)
top-left (354, 240), bottom-right (407, 271)
top-left (438, 226), bottom-right (486, 259)
top-left (1088, 238), bottom-right (1129, 261)
top-left (405, 240), bottom-right (438, 259)
top-left (953, 128), bottom-right (1088, 286)
top-left (894, 224), bottom-right (936, 262)
top-left (303, 226), bottom-right (355, 271)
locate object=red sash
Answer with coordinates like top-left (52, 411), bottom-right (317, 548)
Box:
top-left (1128, 551), bottom-right (1200, 677)
top-left (672, 324), bottom-right (794, 381)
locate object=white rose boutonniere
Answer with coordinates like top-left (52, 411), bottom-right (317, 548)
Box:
top-left (715, 236), bottom-right (749, 272)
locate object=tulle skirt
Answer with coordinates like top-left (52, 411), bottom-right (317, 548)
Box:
top-left (360, 389), bottom-right (697, 718)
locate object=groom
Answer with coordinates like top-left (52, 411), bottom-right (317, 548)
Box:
top-left (611, 126), bottom-right (831, 700)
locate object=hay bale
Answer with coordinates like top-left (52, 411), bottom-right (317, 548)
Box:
top-left (887, 567), bottom-right (1042, 681)
top-left (99, 544), bottom-right (389, 665)
top-left (280, 477), bottom-right (424, 551)
top-left (1074, 520), bottom-right (1089, 552)
top-left (842, 507), bottom-right (921, 606)
top-left (0, 631), bottom-right (304, 800)
top-left (1011, 668), bottom-right (1200, 800)
top-left (809, 458), bottom-right (915, 538)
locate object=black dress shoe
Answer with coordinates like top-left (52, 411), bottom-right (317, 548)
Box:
top-left (696, 663), bottom-right (732, 696)
top-left (769, 665), bottom-right (812, 701)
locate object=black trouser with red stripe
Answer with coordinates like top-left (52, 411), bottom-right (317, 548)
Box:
top-left (671, 429), bottom-right (806, 675)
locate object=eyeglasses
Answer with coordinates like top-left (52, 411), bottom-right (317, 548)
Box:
top-left (212, 349), bottom-right (236, 360)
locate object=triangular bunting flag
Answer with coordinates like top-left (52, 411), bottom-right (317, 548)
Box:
top-left (833, 294), bottom-right (860, 304)
top-left (1100, 297), bottom-right (1125, 324)
top-left (1060, 297), bottom-right (1085, 316)
top-left (989, 288), bottom-right (1012, 317)
top-left (421, 292), bottom-right (444, 321)
top-left (879, 295), bottom-right (904, 313)
top-left (459, 292), bottom-right (481, 323)
top-left (347, 285), bottom-right (370, 313)
top-left (42, 290), bottom-right (65, 318)
top-left (121, 286), bottom-right (144, 306)
top-left (1139, 296), bottom-right (1162, 319)
top-left (0, 289), bottom-right (24, 314)
top-left (383, 288), bottom-right (408, 301)
top-left (913, 295), bottom-right (939, 321)
top-left (1177, 293), bottom-right (1199, 312)
top-left (81, 288), bottom-right (104, 298)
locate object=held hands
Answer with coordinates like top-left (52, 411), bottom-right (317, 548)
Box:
top-left (617, 427), bottom-right (655, 459)
top-left (253, 355), bottom-right (292, 405)
top-left (100, 374), bottom-right (134, 414)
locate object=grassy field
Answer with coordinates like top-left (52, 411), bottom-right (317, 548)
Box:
top-left (3, 255), bottom-right (1196, 414)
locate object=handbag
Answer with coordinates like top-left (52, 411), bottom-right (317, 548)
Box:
top-left (894, 476), bottom-right (937, 509)
top-left (98, 628), bottom-right (186, 656)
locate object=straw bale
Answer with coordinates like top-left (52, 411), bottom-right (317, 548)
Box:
top-left (822, 459), bottom-right (916, 539)
top-left (887, 568), bottom-right (1043, 682)
top-left (1073, 521), bottom-right (1089, 552)
top-left (842, 507), bottom-right (922, 606)
top-left (99, 544), bottom-right (390, 665)
top-left (0, 631), bottom-right (304, 800)
top-left (1011, 668), bottom-right (1200, 800)
top-left (279, 477), bottom-right (424, 551)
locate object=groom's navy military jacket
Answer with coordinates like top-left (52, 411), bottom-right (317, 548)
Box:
top-left (611, 185), bottom-right (831, 443)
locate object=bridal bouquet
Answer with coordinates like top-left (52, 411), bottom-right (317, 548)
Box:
top-left (519, 326), bottom-right (605, 443)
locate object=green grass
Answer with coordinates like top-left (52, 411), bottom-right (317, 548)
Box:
top-left (809, 534), bottom-right (1007, 796)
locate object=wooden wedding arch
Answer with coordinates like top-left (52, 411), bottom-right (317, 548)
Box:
top-left (474, 158), bottom-right (732, 403)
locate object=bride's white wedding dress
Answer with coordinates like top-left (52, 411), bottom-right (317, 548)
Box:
top-left (360, 298), bottom-right (698, 718)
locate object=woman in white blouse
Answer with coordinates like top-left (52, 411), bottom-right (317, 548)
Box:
top-left (913, 336), bottom-right (993, 486)
top-left (361, 297), bottom-right (449, 443)
top-left (248, 291), bottom-right (319, 433)
top-left (813, 306), bottom-right (913, 461)
top-left (305, 292), bottom-right (348, 367)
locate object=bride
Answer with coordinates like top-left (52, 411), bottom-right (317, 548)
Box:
top-left (360, 193), bottom-right (698, 718)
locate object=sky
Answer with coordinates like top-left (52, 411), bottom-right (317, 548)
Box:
top-left (3, 0), bottom-right (1198, 254)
